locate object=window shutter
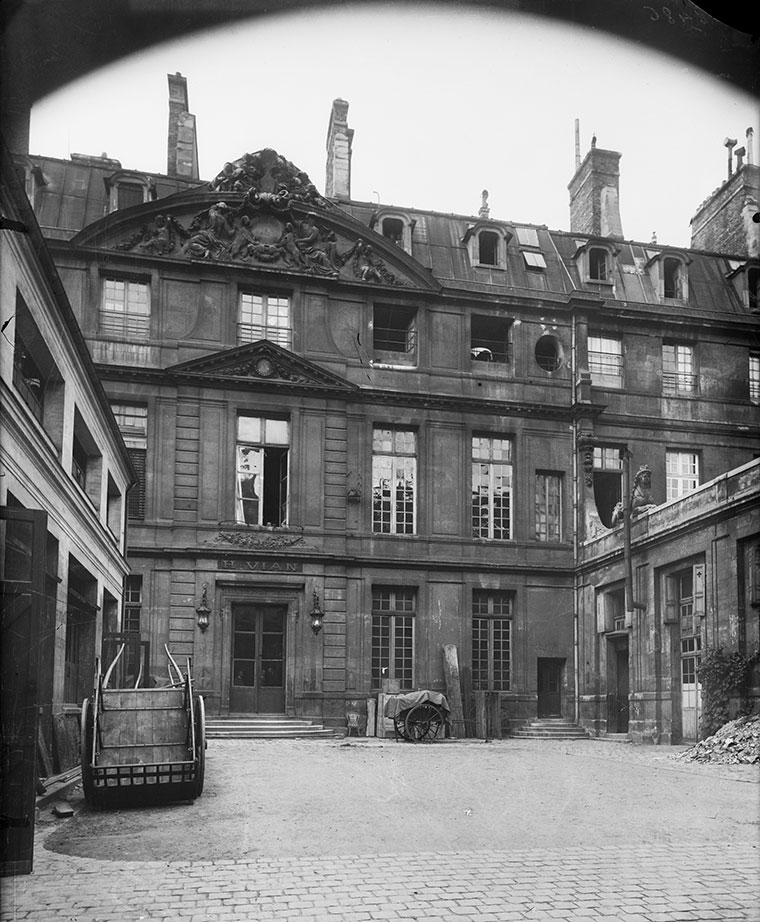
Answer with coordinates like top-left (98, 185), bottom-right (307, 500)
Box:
top-left (596, 591), bottom-right (606, 633)
top-left (663, 575), bottom-right (677, 623)
top-left (127, 448), bottom-right (146, 520)
top-left (693, 562), bottom-right (706, 619)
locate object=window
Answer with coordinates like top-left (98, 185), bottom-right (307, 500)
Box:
top-left (372, 304), bottom-right (417, 363)
top-left (117, 182), bottom-right (145, 210)
top-left (750, 354), bottom-right (760, 404)
top-left (663, 343), bottom-right (697, 395)
top-left (381, 217), bottom-right (404, 245)
top-left (663, 257), bottom-right (685, 299)
top-left (123, 575), bottom-right (142, 633)
top-left (749, 267), bottom-right (759, 312)
top-left (588, 334), bottom-right (623, 388)
top-left (595, 585), bottom-right (626, 633)
top-left (663, 562), bottom-right (705, 632)
top-left (13, 329), bottom-right (45, 422)
top-left (470, 315), bottom-right (512, 364)
top-left (515, 227), bottom-right (539, 247)
top-left (372, 428), bottom-right (416, 534)
top-left (535, 472), bottom-right (562, 542)
top-left (478, 231), bottom-right (499, 266)
top-left (238, 293), bottom-right (291, 347)
top-left (371, 587), bottom-right (415, 689)
top-left (588, 247), bottom-right (609, 281)
top-left (100, 278), bottom-right (150, 338)
top-left (534, 335), bottom-right (563, 372)
top-left (666, 451), bottom-right (699, 500)
top-left (472, 435), bottom-right (513, 540)
top-left (12, 292), bottom-right (63, 433)
top-left (593, 445), bottom-right (624, 528)
top-left (522, 251), bottom-right (547, 270)
top-left (235, 416), bottom-right (289, 526)
top-left (71, 434), bottom-right (88, 490)
top-left (111, 404), bottom-right (147, 520)
top-left (472, 590), bottom-right (512, 691)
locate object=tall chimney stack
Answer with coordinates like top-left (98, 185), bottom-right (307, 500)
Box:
top-left (574, 119), bottom-right (581, 170)
top-left (167, 73), bottom-right (199, 179)
top-left (747, 127), bottom-right (754, 165)
top-left (325, 99), bottom-right (353, 201)
top-left (567, 141), bottom-right (623, 239)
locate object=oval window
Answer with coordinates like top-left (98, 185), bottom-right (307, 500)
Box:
top-left (535, 335), bottom-right (563, 372)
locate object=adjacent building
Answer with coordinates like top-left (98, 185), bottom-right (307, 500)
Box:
top-left (11, 77), bottom-right (759, 740)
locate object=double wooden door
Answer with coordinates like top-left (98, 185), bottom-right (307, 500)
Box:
top-left (230, 603), bottom-right (286, 713)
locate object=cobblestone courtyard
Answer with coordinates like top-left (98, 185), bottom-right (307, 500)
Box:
top-left (2, 738), bottom-right (758, 921)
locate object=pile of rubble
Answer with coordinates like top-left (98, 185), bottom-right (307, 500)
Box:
top-left (678, 715), bottom-right (760, 764)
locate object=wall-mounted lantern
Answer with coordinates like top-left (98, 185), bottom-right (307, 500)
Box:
top-left (309, 589), bottom-right (324, 636)
top-left (196, 583), bottom-right (212, 632)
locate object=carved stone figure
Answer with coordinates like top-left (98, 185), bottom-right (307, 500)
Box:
top-left (183, 202), bottom-right (234, 259)
top-left (631, 465), bottom-right (657, 516)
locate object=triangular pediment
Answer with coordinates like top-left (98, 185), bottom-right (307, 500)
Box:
top-left (167, 341), bottom-right (358, 392)
top-left (69, 150), bottom-right (439, 292)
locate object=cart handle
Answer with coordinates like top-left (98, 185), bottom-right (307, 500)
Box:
top-left (103, 643), bottom-right (126, 689)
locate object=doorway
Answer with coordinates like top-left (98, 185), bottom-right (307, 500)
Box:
top-left (230, 603), bottom-right (286, 713)
top-left (537, 658), bottom-right (564, 717)
top-left (608, 639), bottom-right (630, 733)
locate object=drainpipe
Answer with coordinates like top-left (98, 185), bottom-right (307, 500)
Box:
top-left (571, 318), bottom-right (580, 724)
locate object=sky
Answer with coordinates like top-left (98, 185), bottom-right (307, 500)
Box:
top-left (28, 3), bottom-right (759, 248)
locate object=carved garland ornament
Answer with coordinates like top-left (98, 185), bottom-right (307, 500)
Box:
top-left (215, 532), bottom-right (309, 550)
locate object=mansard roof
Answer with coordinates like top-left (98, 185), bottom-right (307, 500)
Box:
top-left (167, 340), bottom-right (359, 393)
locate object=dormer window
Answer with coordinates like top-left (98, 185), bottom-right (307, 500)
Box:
top-left (106, 172), bottom-right (152, 213)
top-left (381, 217), bottom-right (404, 246)
top-left (647, 250), bottom-right (690, 302)
top-left (663, 257), bottom-right (683, 299)
top-left (589, 248), bottom-right (609, 281)
top-left (478, 231), bottom-right (499, 266)
top-left (372, 211), bottom-right (414, 254)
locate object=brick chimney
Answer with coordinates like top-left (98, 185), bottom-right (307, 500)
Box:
top-left (167, 73), bottom-right (199, 180)
top-left (568, 139), bottom-right (623, 239)
top-left (325, 99), bottom-right (353, 200)
top-left (690, 128), bottom-right (760, 258)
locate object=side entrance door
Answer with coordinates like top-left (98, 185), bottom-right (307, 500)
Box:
top-left (537, 658), bottom-right (564, 718)
top-left (230, 603), bottom-right (286, 714)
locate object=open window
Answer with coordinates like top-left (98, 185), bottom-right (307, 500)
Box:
top-left (593, 445), bottom-right (624, 528)
top-left (478, 231), bottom-right (499, 266)
top-left (373, 304), bottom-right (417, 364)
top-left (647, 250), bottom-right (690, 302)
top-left (235, 416), bottom-right (289, 527)
top-left (470, 314), bottom-right (512, 364)
top-left (71, 408), bottom-right (103, 510)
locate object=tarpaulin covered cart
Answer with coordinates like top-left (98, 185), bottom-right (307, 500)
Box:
top-left (384, 690), bottom-right (450, 742)
top-left (80, 645), bottom-right (205, 808)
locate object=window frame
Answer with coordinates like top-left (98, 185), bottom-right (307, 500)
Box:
top-left (371, 427), bottom-right (417, 535)
top-left (371, 586), bottom-right (416, 690)
top-left (472, 589), bottom-right (513, 691)
top-left (470, 314), bottom-right (513, 365)
top-left (588, 333), bottom-right (624, 389)
top-left (372, 303), bottom-right (418, 365)
top-left (471, 434), bottom-right (513, 541)
top-left (535, 471), bottom-right (563, 542)
top-left (235, 415), bottom-right (290, 527)
top-left (100, 276), bottom-right (151, 339)
top-left (666, 450), bottom-right (700, 501)
top-left (749, 353), bottom-right (760, 405)
top-left (111, 403), bottom-right (148, 520)
top-left (662, 341), bottom-right (698, 396)
top-left (237, 291), bottom-right (292, 348)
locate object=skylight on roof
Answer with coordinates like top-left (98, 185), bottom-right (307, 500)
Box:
top-left (516, 227), bottom-right (539, 247)
top-left (523, 251), bottom-right (547, 270)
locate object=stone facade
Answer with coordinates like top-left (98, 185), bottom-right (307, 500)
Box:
top-left (10, 88), bottom-right (760, 741)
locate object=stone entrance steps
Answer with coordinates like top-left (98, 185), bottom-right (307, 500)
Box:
top-left (511, 718), bottom-right (589, 740)
top-left (205, 715), bottom-right (339, 740)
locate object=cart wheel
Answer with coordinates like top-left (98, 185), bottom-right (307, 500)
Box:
top-left (194, 695), bottom-right (206, 797)
top-left (80, 698), bottom-right (96, 806)
top-left (392, 714), bottom-right (407, 740)
top-left (403, 703), bottom-right (444, 742)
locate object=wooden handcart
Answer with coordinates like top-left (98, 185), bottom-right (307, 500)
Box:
top-left (80, 645), bottom-right (205, 809)
top-left (384, 690), bottom-right (450, 742)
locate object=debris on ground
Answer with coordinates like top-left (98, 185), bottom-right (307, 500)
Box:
top-left (677, 715), bottom-right (760, 764)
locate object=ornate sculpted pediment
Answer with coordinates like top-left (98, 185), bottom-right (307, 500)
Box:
top-left (167, 340), bottom-right (358, 392)
top-left (114, 193), bottom-right (403, 285)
